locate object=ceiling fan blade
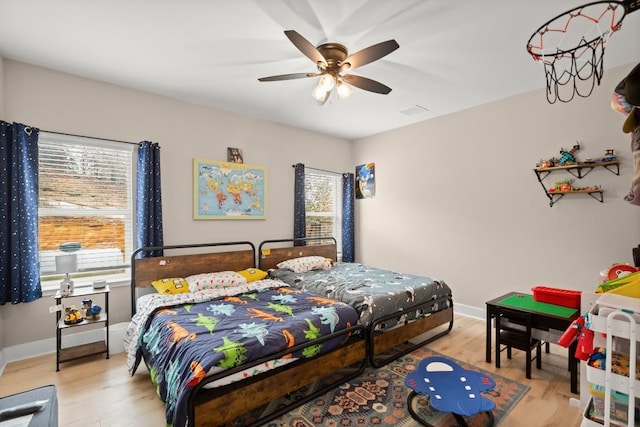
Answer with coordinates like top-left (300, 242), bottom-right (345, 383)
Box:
top-left (340, 39), bottom-right (399, 71)
top-left (284, 30), bottom-right (327, 68)
top-left (342, 74), bottom-right (392, 94)
top-left (258, 72), bottom-right (320, 82)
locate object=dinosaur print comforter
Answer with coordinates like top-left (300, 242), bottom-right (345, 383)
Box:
top-left (268, 263), bottom-right (452, 329)
top-left (124, 279), bottom-right (358, 427)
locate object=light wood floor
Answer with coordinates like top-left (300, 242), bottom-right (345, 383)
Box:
top-left (0, 315), bottom-right (584, 426)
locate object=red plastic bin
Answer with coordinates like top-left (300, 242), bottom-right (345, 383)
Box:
top-left (531, 286), bottom-right (581, 309)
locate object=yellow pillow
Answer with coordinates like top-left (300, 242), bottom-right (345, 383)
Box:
top-left (237, 268), bottom-right (268, 282)
top-left (151, 278), bottom-right (190, 294)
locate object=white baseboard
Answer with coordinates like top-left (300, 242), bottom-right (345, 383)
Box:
top-left (454, 302), bottom-right (485, 320)
top-left (0, 348), bottom-right (6, 377)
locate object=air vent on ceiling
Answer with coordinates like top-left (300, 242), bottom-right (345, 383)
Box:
top-left (400, 105), bottom-right (429, 116)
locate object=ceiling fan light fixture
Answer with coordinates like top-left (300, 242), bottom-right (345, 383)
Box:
top-left (318, 74), bottom-right (336, 91)
top-left (336, 80), bottom-right (352, 99)
top-left (312, 85), bottom-right (329, 102)
top-left (260, 31), bottom-right (399, 101)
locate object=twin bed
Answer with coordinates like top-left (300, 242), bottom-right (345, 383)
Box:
top-left (259, 237), bottom-right (454, 367)
top-left (124, 238), bottom-right (453, 427)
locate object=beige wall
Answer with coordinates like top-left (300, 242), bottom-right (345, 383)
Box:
top-left (352, 63), bottom-right (640, 312)
top-left (2, 58), bottom-right (639, 355)
top-left (1, 60), bottom-right (352, 348)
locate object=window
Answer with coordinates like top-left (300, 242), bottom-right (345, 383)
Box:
top-left (38, 132), bottom-right (134, 288)
top-left (305, 168), bottom-right (342, 257)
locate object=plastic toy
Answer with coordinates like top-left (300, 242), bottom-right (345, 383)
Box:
top-left (81, 299), bottom-right (102, 320)
top-left (558, 315), bottom-right (585, 348)
top-left (574, 324), bottom-right (594, 361)
top-left (86, 305), bottom-right (102, 320)
top-left (596, 149), bottom-right (617, 163)
top-left (559, 143), bottom-right (580, 165)
top-left (595, 270), bottom-right (640, 296)
top-left (550, 179), bottom-right (572, 193)
top-left (64, 306), bottom-right (83, 324)
top-left (606, 263), bottom-right (639, 280)
top-left (537, 158), bottom-right (556, 168)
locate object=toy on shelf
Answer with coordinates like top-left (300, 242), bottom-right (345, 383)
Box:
top-left (63, 306), bottom-right (83, 325)
top-left (605, 263), bottom-right (639, 281)
top-left (596, 149), bottom-right (617, 163)
top-left (595, 264), bottom-right (640, 296)
top-left (559, 143), bottom-right (581, 165)
top-left (572, 185), bottom-right (602, 192)
top-left (536, 158), bottom-right (558, 168)
top-left (549, 178), bottom-right (573, 193)
top-left (81, 299), bottom-right (102, 320)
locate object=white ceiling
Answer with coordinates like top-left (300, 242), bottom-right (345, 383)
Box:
top-left (0, 0), bottom-right (639, 140)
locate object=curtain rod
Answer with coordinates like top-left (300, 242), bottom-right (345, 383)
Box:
top-left (292, 164), bottom-right (346, 175)
top-left (40, 129), bottom-right (139, 146)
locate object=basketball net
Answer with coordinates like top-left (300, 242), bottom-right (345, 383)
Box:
top-left (526, 1), bottom-right (627, 104)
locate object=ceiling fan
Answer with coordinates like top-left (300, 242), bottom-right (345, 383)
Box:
top-left (258, 30), bottom-right (399, 103)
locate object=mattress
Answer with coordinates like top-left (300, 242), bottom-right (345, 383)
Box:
top-left (268, 262), bottom-right (451, 329)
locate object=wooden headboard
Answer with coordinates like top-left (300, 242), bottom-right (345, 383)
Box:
top-left (258, 237), bottom-right (337, 270)
top-left (130, 241), bottom-right (255, 314)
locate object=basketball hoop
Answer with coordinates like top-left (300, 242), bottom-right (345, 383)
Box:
top-left (526, 1), bottom-right (631, 104)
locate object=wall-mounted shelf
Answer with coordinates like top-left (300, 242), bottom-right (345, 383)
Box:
top-left (533, 160), bottom-right (620, 207)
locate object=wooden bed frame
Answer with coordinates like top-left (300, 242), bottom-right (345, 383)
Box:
top-left (130, 241), bottom-right (367, 427)
top-left (258, 237), bottom-right (454, 368)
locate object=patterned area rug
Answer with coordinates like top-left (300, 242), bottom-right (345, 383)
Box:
top-left (231, 347), bottom-right (529, 427)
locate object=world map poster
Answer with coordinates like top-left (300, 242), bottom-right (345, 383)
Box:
top-left (193, 158), bottom-right (267, 219)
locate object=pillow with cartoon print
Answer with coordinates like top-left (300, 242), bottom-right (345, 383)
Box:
top-left (185, 271), bottom-right (247, 292)
top-left (276, 256), bottom-right (332, 273)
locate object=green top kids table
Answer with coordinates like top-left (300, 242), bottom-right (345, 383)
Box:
top-left (485, 292), bottom-right (579, 393)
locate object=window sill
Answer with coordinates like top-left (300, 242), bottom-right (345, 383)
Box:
top-left (41, 273), bottom-right (130, 297)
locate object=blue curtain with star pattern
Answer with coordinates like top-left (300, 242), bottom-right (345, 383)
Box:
top-left (0, 121), bottom-right (42, 304)
top-left (342, 173), bottom-right (355, 262)
top-left (293, 163), bottom-right (306, 246)
top-left (136, 141), bottom-right (164, 257)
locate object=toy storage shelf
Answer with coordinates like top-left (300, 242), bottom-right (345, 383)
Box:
top-left (581, 293), bottom-right (639, 427)
top-left (54, 285), bottom-right (110, 371)
top-left (533, 161), bottom-right (619, 207)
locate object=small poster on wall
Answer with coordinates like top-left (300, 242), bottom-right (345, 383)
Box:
top-left (227, 147), bottom-right (244, 163)
top-left (193, 158), bottom-right (266, 219)
top-left (355, 162), bottom-right (375, 199)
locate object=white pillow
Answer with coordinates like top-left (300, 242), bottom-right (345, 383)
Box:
top-left (185, 271), bottom-right (247, 292)
top-left (277, 256), bottom-right (332, 273)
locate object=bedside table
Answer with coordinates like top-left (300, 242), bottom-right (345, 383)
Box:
top-left (54, 285), bottom-right (110, 371)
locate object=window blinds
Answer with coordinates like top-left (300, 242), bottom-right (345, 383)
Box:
top-left (305, 169), bottom-right (342, 245)
top-left (38, 132), bottom-right (134, 276)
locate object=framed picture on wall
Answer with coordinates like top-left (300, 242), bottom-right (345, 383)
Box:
top-left (193, 158), bottom-right (267, 219)
top-left (227, 147), bottom-right (244, 163)
top-left (356, 162), bottom-right (375, 199)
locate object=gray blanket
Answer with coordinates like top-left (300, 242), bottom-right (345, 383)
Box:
top-left (269, 262), bottom-right (451, 329)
